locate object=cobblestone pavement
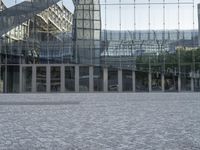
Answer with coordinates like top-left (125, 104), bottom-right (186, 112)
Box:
top-left (0, 93), bottom-right (200, 150)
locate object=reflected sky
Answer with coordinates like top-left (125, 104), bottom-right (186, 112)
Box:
top-left (2, 0), bottom-right (199, 30)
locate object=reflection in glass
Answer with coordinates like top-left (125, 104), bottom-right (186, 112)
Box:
top-left (36, 67), bottom-right (46, 92)
top-left (51, 67), bottom-right (61, 92)
top-left (22, 67), bottom-right (32, 92)
top-left (194, 63), bottom-right (200, 91)
top-left (94, 67), bottom-right (103, 91)
top-left (152, 73), bottom-right (162, 91)
top-left (7, 66), bottom-right (19, 93)
top-left (165, 74), bottom-right (178, 92)
top-left (136, 71), bottom-right (148, 92)
top-left (79, 66), bottom-right (89, 92)
top-left (181, 65), bottom-right (191, 91)
top-left (123, 70), bottom-right (132, 92)
top-left (65, 66), bottom-right (75, 92)
top-left (108, 68), bottom-right (118, 92)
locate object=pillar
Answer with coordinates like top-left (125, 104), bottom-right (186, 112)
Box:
top-left (178, 75), bottom-right (181, 92)
top-left (19, 65), bottom-right (22, 93)
top-left (61, 65), bottom-right (65, 93)
top-left (132, 71), bottom-right (136, 92)
top-left (89, 66), bottom-right (94, 92)
top-left (32, 65), bottom-right (36, 93)
top-left (103, 68), bottom-right (108, 92)
top-left (148, 72), bottom-right (152, 92)
top-left (191, 77), bottom-right (194, 92)
top-left (75, 65), bottom-right (79, 92)
top-left (4, 65), bottom-right (7, 93)
top-left (161, 73), bottom-right (165, 92)
top-left (46, 65), bottom-right (50, 93)
top-left (118, 69), bottom-right (122, 92)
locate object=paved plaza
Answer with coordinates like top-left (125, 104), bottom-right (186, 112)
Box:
top-left (0, 93), bottom-right (200, 150)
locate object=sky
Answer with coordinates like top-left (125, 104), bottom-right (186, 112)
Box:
top-left (2, 0), bottom-right (199, 30)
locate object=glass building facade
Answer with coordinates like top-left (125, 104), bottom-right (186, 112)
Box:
top-left (0, 0), bottom-right (200, 93)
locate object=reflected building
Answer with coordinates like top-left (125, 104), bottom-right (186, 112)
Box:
top-left (72, 0), bottom-right (101, 65)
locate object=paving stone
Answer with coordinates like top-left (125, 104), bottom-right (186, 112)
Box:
top-left (0, 93), bottom-right (199, 149)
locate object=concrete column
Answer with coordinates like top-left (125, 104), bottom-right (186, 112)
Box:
top-left (118, 69), bottom-right (122, 92)
top-left (61, 65), bottom-right (65, 93)
top-left (75, 65), bottom-right (79, 92)
top-left (148, 72), bottom-right (152, 92)
top-left (191, 77), bottom-right (194, 92)
top-left (161, 73), bottom-right (165, 92)
top-left (19, 65), bottom-right (22, 93)
top-left (46, 65), bottom-right (51, 93)
top-left (89, 66), bottom-right (94, 92)
top-left (178, 75), bottom-right (181, 92)
top-left (103, 68), bottom-right (108, 92)
top-left (32, 65), bottom-right (36, 93)
top-left (132, 71), bottom-right (136, 92)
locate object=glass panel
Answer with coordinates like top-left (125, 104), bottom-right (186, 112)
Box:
top-left (77, 10), bottom-right (83, 19)
top-left (77, 20), bottom-right (83, 28)
top-left (22, 67), bottom-right (32, 92)
top-left (79, 66), bottom-right (89, 92)
top-left (94, 67), bottom-right (103, 91)
top-left (7, 66), bottom-right (19, 93)
top-left (108, 68), bottom-right (118, 92)
top-left (84, 20), bottom-right (91, 28)
top-left (94, 30), bottom-right (100, 40)
top-left (165, 49), bottom-right (178, 92)
top-left (94, 21), bottom-right (100, 29)
top-left (51, 67), bottom-right (61, 92)
top-left (152, 73), bottom-right (162, 91)
top-left (165, 74), bottom-right (178, 92)
top-left (136, 54), bottom-right (149, 92)
top-left (123, 70), bottom-right (132, 92)
top-left (181, 65), bottom-right (191, 91)
top-left (136, 71), bottom-right (148, 92)
top-left (65, 66), bottom-right (75, 92)
top-left (151, 52), bottom-right (162, 91)
top-left (36, 67), bottom-right (46, 92)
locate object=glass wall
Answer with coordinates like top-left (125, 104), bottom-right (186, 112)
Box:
top-left (65, 66), bottom-right (75, 92)
top-left (22, 67), bottom-right (32, 92)
top-left (79, 66), bottom-right (89, 92)
top-left (36, 67), bottom-right (46, 92)
top-left (108, 68), bottom-right (118, 92)
top-left (51, 66), bottom-right (61, 92)
top-left (94, 67), bottom-right (103, 91)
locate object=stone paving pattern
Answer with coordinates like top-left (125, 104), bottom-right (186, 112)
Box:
top-left (0, 93), bottom-right (200, 150)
